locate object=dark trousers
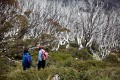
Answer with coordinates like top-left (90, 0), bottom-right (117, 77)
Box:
top-left (38, 60), bottom-right (46, 69)
top-left (23, 64), bottom-right (31, 70)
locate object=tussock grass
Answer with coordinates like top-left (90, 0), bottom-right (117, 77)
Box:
top-left (2, 48), bottom-right (120, 80)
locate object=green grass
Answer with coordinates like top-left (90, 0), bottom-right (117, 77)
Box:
top-left (1, 48), bottom-right (120, 80)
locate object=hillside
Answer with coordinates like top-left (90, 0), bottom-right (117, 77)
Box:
top-left (0, 0), bottom-right (120, 80)
top-left (1, 47), bottom-right (120, 80)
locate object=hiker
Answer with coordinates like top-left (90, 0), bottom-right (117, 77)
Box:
top-left (38, 46), bottom-right (48, 69)
top-left (22, 48), bottom-right (32, 70)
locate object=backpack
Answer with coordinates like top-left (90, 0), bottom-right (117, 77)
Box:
top-left (25, 54), bottom-right (32, 64)
top-left (42, 50), bottom-right (48, 60)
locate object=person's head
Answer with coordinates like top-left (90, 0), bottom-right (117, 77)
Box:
top-left (38, 46), bottom-right (44, 50)
top-left (24, 48), bottom-right (29, 54)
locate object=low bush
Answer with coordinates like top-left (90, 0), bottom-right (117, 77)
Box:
top-left (86, 60), bottom-right (107, 68)
top-left (72, 61), bottom-right (88, 71)
top-left (70, 42), bottom-right (79, 48)
top-left (48, 51), bottom-right (73, 67)
top-left (0, 57), bottom-right (16, 80)
top-left (67, 47), bottom-right (79, 58)
top-left (6, 67), bottom-right (80, 80)
top-left (79, 67), bottom-right (120, 80)
top-left (63, 57), bottom-right (76, 67)
top-left (103, 54), bottom-right (118, 63)
top-left (77, 48), bottom-right (93, 60)
top-left (6, 64), bottom-right (120, 80)
top-left (72, 60), bottom-right (107, 72)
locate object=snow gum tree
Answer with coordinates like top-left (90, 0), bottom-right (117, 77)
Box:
top-left (18, 0), bottom-right (119, 60)
top-left (1, 0), bottom-right (120, 60)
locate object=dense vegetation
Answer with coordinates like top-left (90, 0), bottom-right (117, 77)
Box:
top-left (0, 44), bottom-right (120, 80)
top-left (0, 49), bottom-right (120, 80)
top-left (0, 0), bottom-right (120, 80)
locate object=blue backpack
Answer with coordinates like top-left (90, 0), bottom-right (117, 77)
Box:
top-left (25, 53), bottom-right (32, 64)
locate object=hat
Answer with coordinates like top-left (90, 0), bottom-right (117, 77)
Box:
top-left (38, 46), bottom-right (43, 49)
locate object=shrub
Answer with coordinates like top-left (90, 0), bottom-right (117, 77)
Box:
top-left (72, 60), bottom-right (107, 72)
top-left (79, 67), bottom-right (120, 80)
top-left (103, 54), bottom-right (118, 63)
top-left (0, 57), bottom-right (16, 80)
top-left (117, 53), bottom-right (120, 63)
top-left (6, 67), bottom-right (80, 80)
top-left (70, 42), bottom-right (79, 48)
top-left (77, 48), bottom-right (93, 60)
top-left (63, 57), bottom-right (77, 67)
top-left (72, 61), bottom-right (89, 71)
top-left (67, 47), bottom-right (79, 58)
top-left (59, 45), bottom-right (66, 50)
top-left (86, 60), bottom-right (107, 68)
top-left (48, 51), bottom-right (73, 67)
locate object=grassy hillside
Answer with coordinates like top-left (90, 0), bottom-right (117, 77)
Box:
top-left (1, 48), bottom-right (120, 80)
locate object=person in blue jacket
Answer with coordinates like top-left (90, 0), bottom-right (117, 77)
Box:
top-left (22, 48), bottom-right (32, 70)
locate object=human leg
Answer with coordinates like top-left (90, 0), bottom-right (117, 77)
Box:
top-left (42, 60), bottom-right (46, 69)
top-left (38, 61), bottom-right (42, 70)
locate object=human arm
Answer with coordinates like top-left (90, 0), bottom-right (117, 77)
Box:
top-left (38, 50), bottom-right (42, 62)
